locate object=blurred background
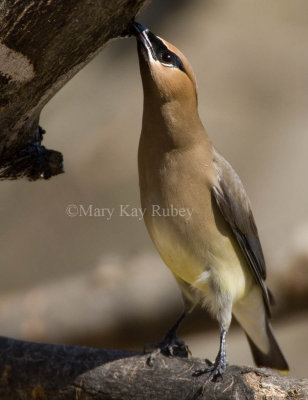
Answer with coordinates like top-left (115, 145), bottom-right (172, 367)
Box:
top-left (0, 0), bottom-right (307, 378)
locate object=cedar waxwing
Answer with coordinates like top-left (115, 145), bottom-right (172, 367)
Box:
top-left (130, 22), bottom-right (289, 380)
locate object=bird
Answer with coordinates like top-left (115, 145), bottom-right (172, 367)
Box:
top-left (129, 21), bottom-right (289, 380)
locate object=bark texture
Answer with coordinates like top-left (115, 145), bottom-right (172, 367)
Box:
top-left (0, 336), bottom-right (307, 400)
top-left (0, 0), bottom-right (150, 180)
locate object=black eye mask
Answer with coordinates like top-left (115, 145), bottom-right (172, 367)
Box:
top-left (146, 31), bottom-right (186, 73)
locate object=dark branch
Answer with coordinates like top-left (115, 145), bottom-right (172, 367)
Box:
top-left (0, 0), bottom-right (150, 180)
top-left (0, 336), bottom-right (307, 399)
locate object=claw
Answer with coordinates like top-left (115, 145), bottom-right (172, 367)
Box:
top-left (145, 334), bottom-right (190, 366)
top-left (146, 348), bottom-right (160, 367)
top-left (204, 358), bottom-right (213, 367)
top-left (193, 328), bottom-right (228, 381)
top-left (193, 358), bottom-right (227, 381)
top-left (144, 311), bottom-right (190, 366)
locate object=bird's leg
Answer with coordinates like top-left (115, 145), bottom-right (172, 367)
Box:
top-left (193, 328), bottom-right (228, 381)
top-left (145, 310), bottom-right (190, 366)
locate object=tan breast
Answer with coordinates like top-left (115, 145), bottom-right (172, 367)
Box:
top-left (138, 141), bottom-right (252, 301)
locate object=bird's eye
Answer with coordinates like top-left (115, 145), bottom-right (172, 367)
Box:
top-left (158, 49), bottom-right (185, 72)
top-left (161, 51), bottom-right (173, 64)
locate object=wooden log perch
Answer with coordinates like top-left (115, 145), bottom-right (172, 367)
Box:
top-left (0, 336), bottom-right (307, 399)
top-left (0, 0), bottom-right (150, 180)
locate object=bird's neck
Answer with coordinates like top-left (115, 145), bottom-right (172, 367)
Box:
top-left (142, 97), bottom-right (207, 150)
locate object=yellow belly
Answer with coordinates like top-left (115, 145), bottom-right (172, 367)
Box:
top-left (146, 213), bottom-right (251, 304)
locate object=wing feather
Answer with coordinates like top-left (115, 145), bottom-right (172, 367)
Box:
top-left (212, 149), bottom-right (271, 314)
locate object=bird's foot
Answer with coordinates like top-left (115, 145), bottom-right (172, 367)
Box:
top-left (145, 332), bottom-right (190, 366)
top-left (193, 355), bottom-right (228, 381)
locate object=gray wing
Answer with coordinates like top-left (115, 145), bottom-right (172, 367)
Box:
top-left (212, 148), bottom-right (271, 314)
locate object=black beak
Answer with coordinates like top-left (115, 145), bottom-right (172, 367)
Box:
top-left (129, 21), bottom-right (148, 37)
top-left (128, 22), bottom-right (165, 62)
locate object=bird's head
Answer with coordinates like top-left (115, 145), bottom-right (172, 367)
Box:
top-left (130, 22), bottom-right (198, 106)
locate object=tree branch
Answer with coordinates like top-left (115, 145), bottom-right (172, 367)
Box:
top-left (0, 0), bottom-right (150, 180)
top-left (0, 336), bottom-right (307, 399)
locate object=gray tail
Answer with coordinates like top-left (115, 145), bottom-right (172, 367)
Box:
top-left (246, 320), bottom-right (289, 372)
